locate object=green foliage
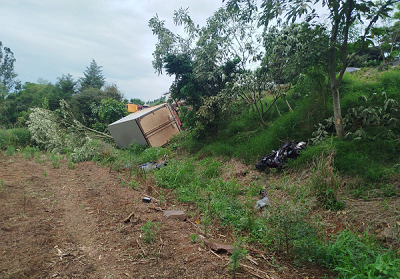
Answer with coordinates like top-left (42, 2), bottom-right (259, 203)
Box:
top-left (149, 5), bottom-right (259, 127)
top-left (199, 157), bottom-right (222, 178)
top-left (50, 153), bottom-right (61, 168)
top-left (22, 146), bottom-right (39, 159)
top-left (0, 41), bottom-right (20, 92)
top-left (5, 145), bottom-right (15, 156)
top-left (343, 92), bottom-right (399, 140)
top-left (229, 237), bottom-right (248, 278)
top-left (90, 97), bottom-right (128, 131)
top-left (261, 201), bottom-right (321, 256)
top-left (0, 128), bottom-right (31, 149)
top-left (70, 138), bottom-right (115, 163)
top-left (129, 98), bottom-right (145, 105)
top-left (262, 22), bottom-right (328, 85)
top-left (347, 182), bottom-right (399, 199)
top-left (141, 221), bottom-right (161, 244)
top-left (27, 108), bottom-right (64, 152)
top-left (67, 159), bottom-right (76, 170)
top-left (308, 146), bottom-right (344, 210)
top-left (189, 234), bottom-right (198, 243)
top-left (313, 229), bottom-right (400, 279)
top-left (79, 59), bottom-right (106, 91)
top-left (155, 159), bottom-right (195, 189)
top-left (334, 138), bottom-right (400, 183)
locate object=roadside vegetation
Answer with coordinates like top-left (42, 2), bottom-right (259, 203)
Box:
top-left (1, 65), bottom-right (400, 278)
top-left (1, 1), bottom-right (400, 277)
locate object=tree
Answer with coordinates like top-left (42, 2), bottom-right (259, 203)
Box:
top-left (262, 22), bottom-right (329, 85)
top-left (70, 87), bottom-right (105, 126)
top-left (130, 98), bottom-right (145, 105)
top-left (0, 41), bottom-right (20, 93)
top-left (91, 98), bottom-right (128, 125)
top-left (79, 59), bottom-right (106, 91)
top-left (370, 4), bottom-right (400, 62)
top-left (56, 74), bottom-right (77, 97)
top-left (149, 6), bottom-right (259, 115)
top-left (103, 83), bottom-right (124, 102)
top-left (225, 0), bottom-right (398, 138)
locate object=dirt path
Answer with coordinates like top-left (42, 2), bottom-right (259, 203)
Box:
top-left (0, 154), bottom-right (330, 278)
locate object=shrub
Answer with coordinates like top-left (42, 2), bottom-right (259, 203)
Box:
top-left (27, 108), bottom-right (64, 152)
top-left (141, 221), bottom-right (161, 244)
top-left (308, 145), bottom-right (344, 210)
top-left (0, 128), bottom-right (31, 149)
top-left (314, 229), bottom-right (400, 278)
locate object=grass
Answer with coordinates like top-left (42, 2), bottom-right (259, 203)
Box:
top-left (313, 228), bottom-right (400, 278)
top-left (141, 221), bottom-right (161, 244)
top-left (0, 128), bottom-right (31, 150)
top-left (0, 66), bottom-right (399, 277)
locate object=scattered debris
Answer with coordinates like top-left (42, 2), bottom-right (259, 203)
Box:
top-left (164, 210), bottom-right (186, 221)
top-left (255, 189), bottom-right (271, 210)
top-left (142, 197), bottom-right (151, 203)
top-left (123, 212), bottom-right (135, 223)
top-left (203, 239), bottom-right (234, 254)
top-left (137, 161), bottom-right (167, 171)
top-left (148, 204), bottom-right (164, 211)
top-left (136, 239), bottom-right (146, 257)
top-left (255, 140), bottom-right (307, 170)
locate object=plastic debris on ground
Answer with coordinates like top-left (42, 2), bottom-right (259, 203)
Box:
top-left (255, 189), bottom-right (271, 210)
top-left (255, 140), bottom-right (307, 171)
top-left (142, 197), bottom-right (151, 203)
top-left (137, 161), bottom-right (167, 171)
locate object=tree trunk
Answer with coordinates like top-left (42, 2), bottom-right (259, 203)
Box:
top-left (331, 86), bottom-right (345, 138)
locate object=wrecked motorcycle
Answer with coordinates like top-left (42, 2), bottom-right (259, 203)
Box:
top-left (255, 140), bottom-right (307, 170)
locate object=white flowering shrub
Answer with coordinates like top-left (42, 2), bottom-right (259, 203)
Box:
top-left (27, 108), bottom-right (64, 152)
top-left (28, 101), bottom-right (117, 163)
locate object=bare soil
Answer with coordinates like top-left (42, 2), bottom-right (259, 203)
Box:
top-left (0, 153), bottom-right (398, 278)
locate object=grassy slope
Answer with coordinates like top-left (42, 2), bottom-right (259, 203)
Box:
top-left (2, 66), bottom-right (400, 278)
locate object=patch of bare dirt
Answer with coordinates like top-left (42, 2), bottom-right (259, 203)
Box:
top-left (0, 154), bottom-right (338, 278)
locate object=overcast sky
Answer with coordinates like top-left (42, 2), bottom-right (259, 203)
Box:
top-left (1, 0), bottom-right (225, 101)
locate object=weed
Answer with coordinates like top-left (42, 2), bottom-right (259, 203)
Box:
top-left (201, 212), bottom-right (213, 235)
top-left (314, 228), bottom-right (400, 278)
top-left (128, 179), bottom-right (140, 190)
top-left (50, 153), bottom-right (61, 168)
top-left (23, 146), bottom-right (39, 159)
top-left (190, 234), bottom-right (198, 243)
top-left (229, 237), bottom-right (248, 279)
top-left (141, 221), bottom-right (161, 244)
top-left (0, 179), bottom-right (3, 192)
top-left (309, 146), bottom-right (344, 210)
top-left (261, 200), bottom-right (321, 258)
top-left (6, 145), bottom-right (15, 156)
top-left (199, 157), bottom-right (222, 178)
top-left (43, 171), bottom-right (48, 177)
top-left (381, 198), bottom-right (390, 211)
top-left (67, 159), bottom-right (76, 170)
top-left (35, 152), bottom-right (46, 163)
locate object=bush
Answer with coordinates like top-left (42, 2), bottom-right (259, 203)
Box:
top-left (314, 229), bottom-right (400, 278)
top-left (27, 108), bottom-right (64, 152)
top-left (308, 145), bottom-right (344, 210)
top-left (0, 128), bottom-right (31, 149)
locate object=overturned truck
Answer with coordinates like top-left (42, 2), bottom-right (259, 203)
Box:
top-left (108, 103), bottom-right (182, 148)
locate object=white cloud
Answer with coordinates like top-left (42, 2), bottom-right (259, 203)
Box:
top-left (1, 0), bottom-right (224, 101)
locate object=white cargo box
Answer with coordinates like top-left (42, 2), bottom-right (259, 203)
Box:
top-left (108, 103), bottom-right (181, 148)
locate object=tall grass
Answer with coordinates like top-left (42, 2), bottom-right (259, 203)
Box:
top-left (313, 229), bottom-right (400, 278)
top-left (0, 128), bottom-right (31, 149)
